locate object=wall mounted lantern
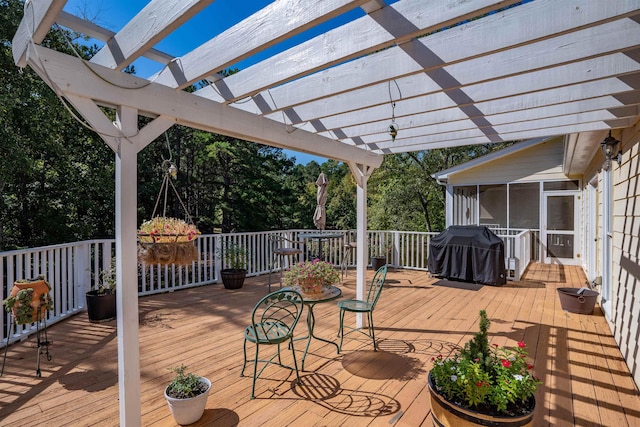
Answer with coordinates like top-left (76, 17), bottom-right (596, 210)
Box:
top-left (600, 130), bottom-right (621, 171)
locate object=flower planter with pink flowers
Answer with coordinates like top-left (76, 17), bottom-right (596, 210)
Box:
top-left (137, 217), bottom-right (201, 265)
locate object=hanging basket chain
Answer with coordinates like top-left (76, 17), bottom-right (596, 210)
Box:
top-left (137, 133), bottom-right (200, 266)
top-left (149, 160), bottom-right (194, 225)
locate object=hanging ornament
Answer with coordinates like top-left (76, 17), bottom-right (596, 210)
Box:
top-left (388, 121), bottom-right (399, 142)
top-left (388, 80), bottom-right (401, 142)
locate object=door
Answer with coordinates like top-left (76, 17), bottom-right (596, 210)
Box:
top-left (543, 193), bottom-right (580, 265)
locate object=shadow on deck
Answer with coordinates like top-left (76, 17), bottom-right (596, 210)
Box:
top-left (1, 264), bottom-right (639, 426)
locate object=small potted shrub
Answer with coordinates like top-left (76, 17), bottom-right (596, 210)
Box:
top-left (164, 365), bottom-right (211, 425)
top-left (216, 242), bottom-right (248, 289)
top-left (86, 259), bottom-right (117, 323)
top-left (283, 259), bottom-right (340, 295)
top-left (428, 310), bottom-right (541, 426)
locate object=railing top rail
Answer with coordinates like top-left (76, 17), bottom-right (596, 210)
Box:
top-left (0, 239), bottom-right (114, 257)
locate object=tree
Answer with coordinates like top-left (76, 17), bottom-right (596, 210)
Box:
top-left (0, 0), bottom-right (115, 249)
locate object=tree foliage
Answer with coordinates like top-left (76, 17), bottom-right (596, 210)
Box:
top-left (0, 0), bottom-right (512, 251)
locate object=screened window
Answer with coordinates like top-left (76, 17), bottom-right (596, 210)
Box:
top-left (509, 183), bottom-right (539, 228)
top-left (479, 184), bottom-right (507, 228)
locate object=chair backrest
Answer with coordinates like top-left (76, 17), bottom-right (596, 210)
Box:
top-left (366, 265), bottom-right (388, 308)
top-left (251, 289), bottom-right (304, 343)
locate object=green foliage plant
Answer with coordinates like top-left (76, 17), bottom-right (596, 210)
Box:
top-left (95, 258), bottom-right (117, 295)
top-left (165, 365), bottom-right (209, 399)
top-left (216, 242), bottom-right (247, 270)
top-left (430, 310), bottom-right (541, 416)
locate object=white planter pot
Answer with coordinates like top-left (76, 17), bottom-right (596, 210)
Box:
top-left (164, 377), bottom-right (211, 425)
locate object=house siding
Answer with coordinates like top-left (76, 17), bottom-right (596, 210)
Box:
top-left (438, 128), bottom-right (640, 391)
top-left (611, 129), bottom-right (640, 388)
top-left (447, 137), bottom-right (566, 185)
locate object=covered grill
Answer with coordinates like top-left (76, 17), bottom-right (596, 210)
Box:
top-left (428, 226), bottom-right (506, 286)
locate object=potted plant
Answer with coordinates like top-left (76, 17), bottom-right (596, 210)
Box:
top-left (216, 242), bottom-right (248, 289)
top-left (3, 276), bottom-right (53, 324)
top-left (137, 217), bottom-right (200, 265)
top-left (428, 310), bottom-right (541, 426)
top-left (369, 236), bottom-right (393, 271)
top-left (283, 259), bottom-right (340, 295)
top-left (164, 364), bottom-right (211, 425)
top-left (86, 259), bottom-right (117, 323)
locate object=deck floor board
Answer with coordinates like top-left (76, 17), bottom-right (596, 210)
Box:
top-left (1, 264), bottom-right (638, 426)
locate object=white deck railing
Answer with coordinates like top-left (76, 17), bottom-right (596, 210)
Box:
top-left (1, 228), bottom-right (529, 347)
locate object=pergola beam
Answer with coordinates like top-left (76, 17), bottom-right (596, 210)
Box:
top-left (12, 0), bottom-right (66, 67)
top-left (31, 45), bottom-right (383, 168)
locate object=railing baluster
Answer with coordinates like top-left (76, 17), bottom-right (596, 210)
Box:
top-left (2, 228), bottom-right (532, 346)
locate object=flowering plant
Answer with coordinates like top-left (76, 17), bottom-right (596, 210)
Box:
top-left (429, 310), bottom-right (540, 416)
top-left (282, 260), bottom-right (340, 292)
top-left (137, 217), bottom-right (200, 243)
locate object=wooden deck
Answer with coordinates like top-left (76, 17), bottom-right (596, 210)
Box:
top-left (1, 264), bottom-right (639, 426)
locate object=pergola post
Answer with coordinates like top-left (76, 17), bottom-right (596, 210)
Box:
top-left (348, 162), bottom-right (376, 329)
top-left (71, 103), bottom-right (172, 426)
top-left (114, 106), bottom-right (142, 426)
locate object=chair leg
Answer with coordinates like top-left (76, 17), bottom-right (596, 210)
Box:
top-left (289, 337), bottom-right (301, 384)
top-left (338, 309), bottom-right (345, 351)
top-left (251, 343), bottom-right (260, 399)
top-left (241, 338), bottom-right (248, 377)
top-left (277, 343), bottom-right (282, 365)
top-left (279, 255), bottom-right (286, 289)
top-left (268, 255), bottom-right (274, 293)
top-left (369, 312), bottom-right (376, 351)
top-left (268, 253), bottom-right (280, 293)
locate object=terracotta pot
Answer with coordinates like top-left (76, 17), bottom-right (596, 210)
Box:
top-left (8, 280), bottom-right (51, 324)
top-left (428, 373), bottom-right (534, 427)
top-left (298, 277), bottom-right (323, 295)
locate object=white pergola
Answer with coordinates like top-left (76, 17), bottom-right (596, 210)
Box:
top-left (12, 1), bottom-right (640, 425)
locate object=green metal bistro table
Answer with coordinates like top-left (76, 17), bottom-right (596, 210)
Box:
top-left (283, 285), bottom-right (342, 371)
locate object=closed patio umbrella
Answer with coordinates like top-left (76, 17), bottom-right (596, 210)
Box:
top-left (313, 172), bottom-right (328, 230)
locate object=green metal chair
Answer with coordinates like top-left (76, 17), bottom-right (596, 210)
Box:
top-left (337, 265), bottom-right (388, 351)
top-left (241, 289), bottom-right (304, 399)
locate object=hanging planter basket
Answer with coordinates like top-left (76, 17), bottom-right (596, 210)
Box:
top-left (137, 157), bottom-right (201, 266)
top-left (138, 218), bottom-right (200, 266)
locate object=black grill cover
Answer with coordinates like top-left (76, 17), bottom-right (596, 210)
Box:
top-left (428, 226), bottom-right (506, 286)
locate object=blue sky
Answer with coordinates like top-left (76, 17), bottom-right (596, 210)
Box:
top-left (62, 0), bottom-right (358, 165)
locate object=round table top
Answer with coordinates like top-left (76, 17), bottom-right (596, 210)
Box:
top-left (298, 232), bottom-right (344, 240)
top-left (283, 285), bottom-right (342, 303)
